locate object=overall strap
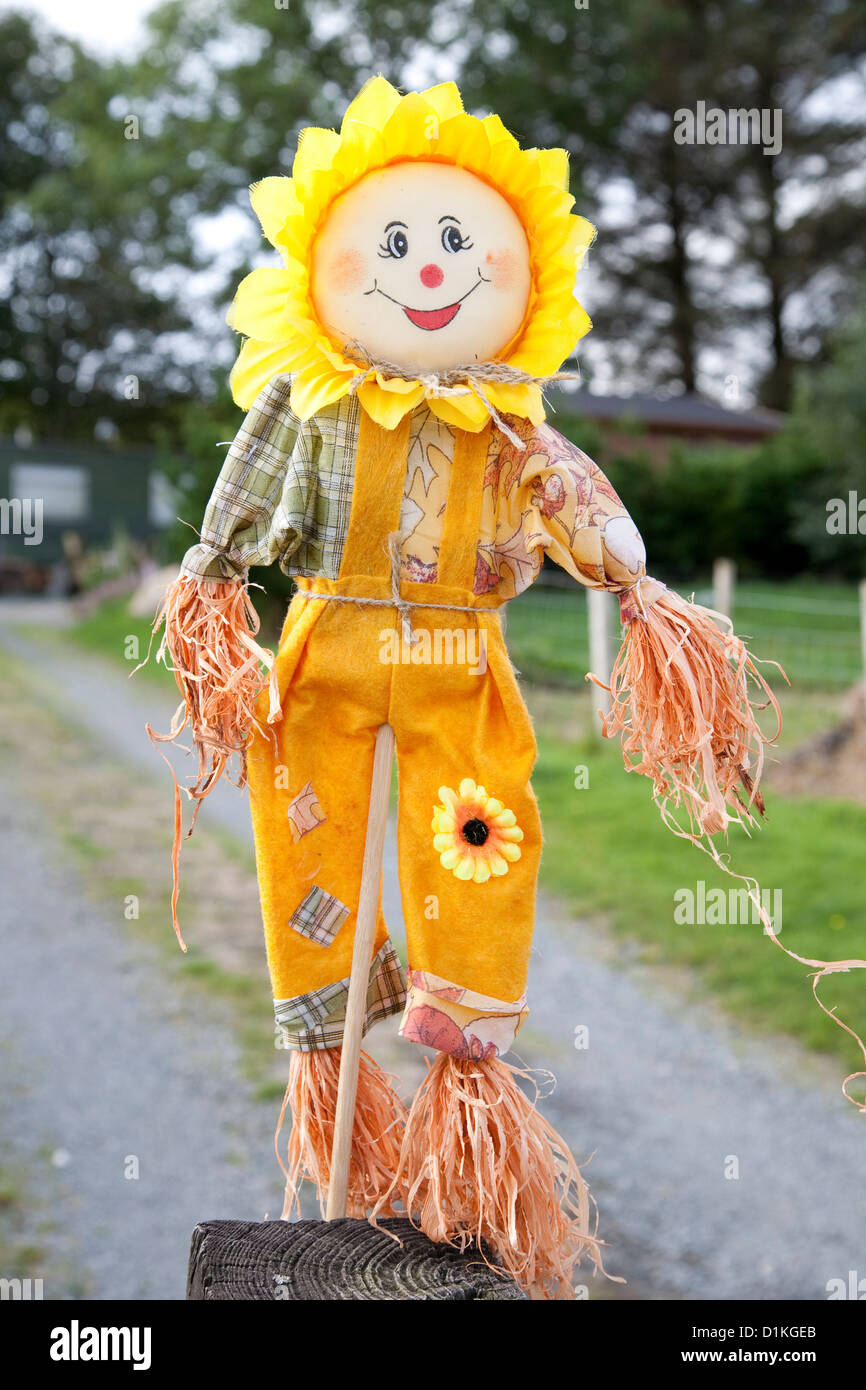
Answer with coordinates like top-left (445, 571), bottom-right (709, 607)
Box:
top-left (436, 422), bottom-right (492, 593)
top-left (338, 407), bottom-right (411, 580)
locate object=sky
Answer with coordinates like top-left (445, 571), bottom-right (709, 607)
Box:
top-left (17, 0), bottom-right (158, 54)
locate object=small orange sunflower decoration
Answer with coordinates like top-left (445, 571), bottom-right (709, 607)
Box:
top-left (432, 778), bottom-right (524, 883)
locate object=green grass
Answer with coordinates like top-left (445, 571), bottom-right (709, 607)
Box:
top-left (507, 576), bottom-right (862, 691)
top-left (0, 1154), bottom-right (46, 1280)
top-left (535, 729), bottom-right (866, 1064)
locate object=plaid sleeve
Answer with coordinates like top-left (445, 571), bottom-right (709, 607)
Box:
top-left (180, 374), bottom-right (302, 581)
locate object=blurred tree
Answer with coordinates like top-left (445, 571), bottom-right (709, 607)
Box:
top-left (782, 290), bottom-right (866, 579)
top-left (3, 0), bottom-right (864, 487)
top-left (0, 0), bottom-right (392, 444)
top-left (557, 285), bottom-right (866, 583)
top-left (449, 0), bottom-right (716, 393)
top-left (718, 0), bottom-right (866, 408)
top-left (0, 12), bottom-right (200, 442)
top-left (444, 0), bottom-right (866, 408)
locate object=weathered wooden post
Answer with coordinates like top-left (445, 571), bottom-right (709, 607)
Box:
top-left (587, 587), bottom-right (612, 736)
top-left (713, 557), bottom-right (736, 621)
top-left (187, 1218), bottom-right (526, 1300)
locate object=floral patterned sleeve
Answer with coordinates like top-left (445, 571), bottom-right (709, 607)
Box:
top-left (506, 419), bottom-right (647, 594)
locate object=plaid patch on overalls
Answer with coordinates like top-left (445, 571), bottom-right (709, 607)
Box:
top-left (288, 886), bottom-right (349, 947)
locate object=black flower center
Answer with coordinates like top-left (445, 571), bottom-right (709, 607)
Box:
top-left (461, 817), bottom-right (490, 846)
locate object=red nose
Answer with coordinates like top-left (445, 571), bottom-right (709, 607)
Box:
top-left (420, 263), bottom-right (444, 288)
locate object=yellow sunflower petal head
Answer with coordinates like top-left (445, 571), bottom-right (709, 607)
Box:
top-left (432, 779), bottom-right (524, 883)
top-left (228, 77), bottom-right (595, 430)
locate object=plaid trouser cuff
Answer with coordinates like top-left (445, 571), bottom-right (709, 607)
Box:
top-left (273, 940), bottom-right (407, 1052)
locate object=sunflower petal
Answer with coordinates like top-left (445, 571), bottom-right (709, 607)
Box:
top-left (249, 176), bottom-right (300, 247)
top-left (357, 379), bottom-right (425, 429)
top-left (420, 81), bottom-right (464, 122)
top-left (290, 362), bottom-right (355, 419)
top-left (292, 127), bottom-right (342, 195)
top-left (229, 338), bottom-right (298, 410)
top-left (342, 75), bottom-right (402, 130)
top-left (227, 268), bottom-right (295, 343)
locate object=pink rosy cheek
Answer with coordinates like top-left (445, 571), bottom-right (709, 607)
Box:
top-left (328, 248), bottom-right (368, 293)
top-left (485, 247), bottom-right (521, 291)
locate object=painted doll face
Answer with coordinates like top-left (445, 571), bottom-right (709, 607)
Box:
top-left (311, 161), bottom-right (532, 372)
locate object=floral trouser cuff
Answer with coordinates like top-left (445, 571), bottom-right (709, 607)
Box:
top-left (398, 968), bottom-right (528, 1060)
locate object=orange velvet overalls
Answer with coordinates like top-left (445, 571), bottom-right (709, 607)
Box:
top-left (247, 409), bottom-right (541, 1055)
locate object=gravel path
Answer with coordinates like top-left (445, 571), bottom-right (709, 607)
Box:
top-left (0, 615), bottom-right (863, 1300)
top-left (0, 772), bottom-right (293, 1300)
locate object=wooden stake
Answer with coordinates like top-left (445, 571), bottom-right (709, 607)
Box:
top-left (713, 557), bottom-right (736, 621)
top-left (326, 722), bottom-right (395, 1220)
top-left (587, 588), bottom-right (612, 736)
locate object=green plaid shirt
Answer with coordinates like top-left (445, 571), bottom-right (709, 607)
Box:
top-left (180, 374), bottom-right (361, 582)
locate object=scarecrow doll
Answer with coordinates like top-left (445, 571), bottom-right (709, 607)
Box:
top-left (151, 78), bottom-right (808, 1299)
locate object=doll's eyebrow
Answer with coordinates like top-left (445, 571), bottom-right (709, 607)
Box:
top-left (438, 215), bottom-right (461, 223)
top-left (383, 220), bottom-right (408, 231)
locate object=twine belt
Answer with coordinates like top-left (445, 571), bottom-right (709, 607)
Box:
top-left (295, 533), bottom-right (489, 646)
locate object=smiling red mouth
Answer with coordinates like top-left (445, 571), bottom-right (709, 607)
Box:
top-left (402, 302), bottom-right (462, 331)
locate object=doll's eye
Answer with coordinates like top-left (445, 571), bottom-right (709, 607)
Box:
top-left (379, 225), bottom-right (409, 258)
top-left (441, 223), bottom-right (472, 254)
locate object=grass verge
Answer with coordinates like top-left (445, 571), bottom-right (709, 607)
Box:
top-left (534, 727), bottom-right (865, 1066)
